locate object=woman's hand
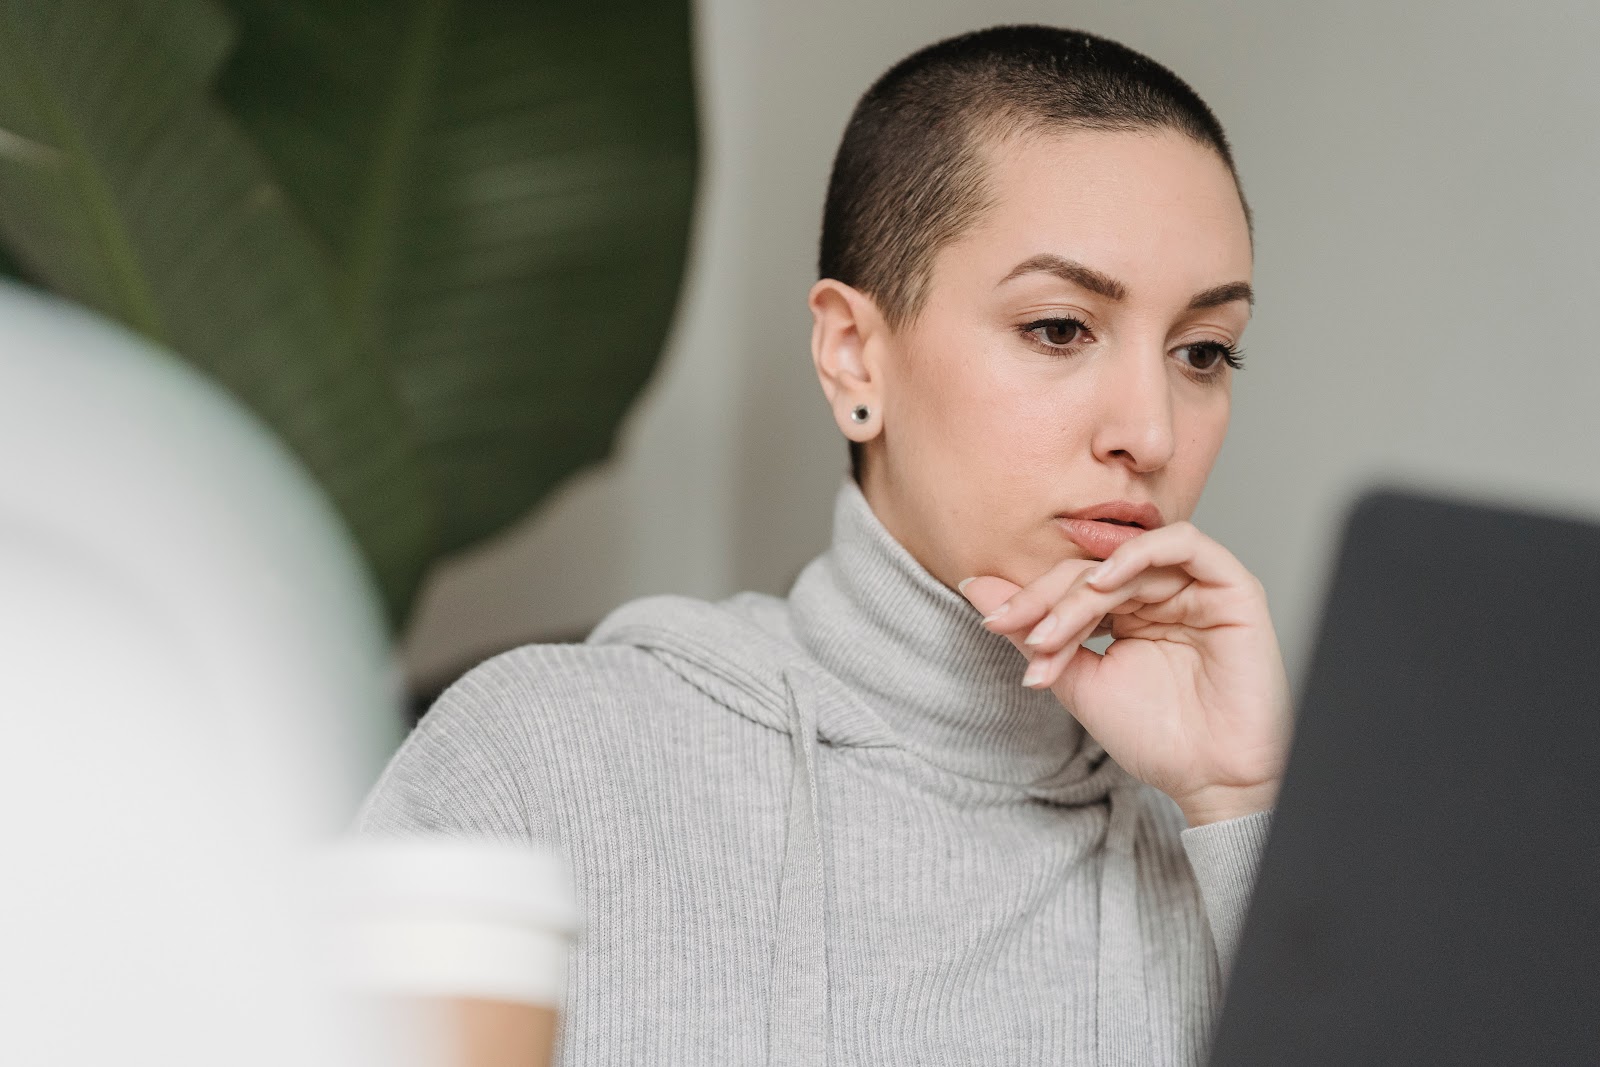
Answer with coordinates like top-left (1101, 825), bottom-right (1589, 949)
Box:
top-left (958, 521), bottom-right (1293, 827)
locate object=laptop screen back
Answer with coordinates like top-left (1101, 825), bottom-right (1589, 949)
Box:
top-left (1208, 488), bottom-right (1600, 1065)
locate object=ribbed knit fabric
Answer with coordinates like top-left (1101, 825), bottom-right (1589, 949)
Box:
top-left (358, 477), bottom-right (1274, 1066)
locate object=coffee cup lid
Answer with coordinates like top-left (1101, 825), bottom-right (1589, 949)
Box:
top-left (323, 835), bottom-right (580, 934)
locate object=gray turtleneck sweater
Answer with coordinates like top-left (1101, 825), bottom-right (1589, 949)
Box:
top-left (358, 478), bottom-right (1273, 1066)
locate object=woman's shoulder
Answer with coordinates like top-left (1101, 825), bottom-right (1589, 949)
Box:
top-left (418, 582), bottom-right (797, 746)
top-left (359, 589), bottom-right (804, 836)
top-left (438, 638), bottom-right (667, 715)
top-left (360, 639), bottom-right (725, 837)
top-left (413, 637), bottom-right (708, 755)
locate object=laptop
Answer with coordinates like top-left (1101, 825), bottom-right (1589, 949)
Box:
top-left (1207, 487), bottom-right (1600, 1065)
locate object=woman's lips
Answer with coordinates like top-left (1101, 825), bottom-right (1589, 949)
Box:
top-left (1054, 517), bottom-right (1149, 560)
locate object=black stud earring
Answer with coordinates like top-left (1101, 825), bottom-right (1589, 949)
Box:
top-left (850, 404), bottom-right (870, 424)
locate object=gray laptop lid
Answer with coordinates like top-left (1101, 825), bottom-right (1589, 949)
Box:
top-left (1208, 488), bottom-right (1600, 1065)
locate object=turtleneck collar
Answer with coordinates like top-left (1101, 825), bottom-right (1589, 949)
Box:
top-left (786, 477), bottom-right (1089, 786)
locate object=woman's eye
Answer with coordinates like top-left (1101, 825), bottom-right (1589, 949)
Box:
top-left (1024, 317), bottom-right (1090, 349)
top-left (1175, 341), bottom-right (1242, 373)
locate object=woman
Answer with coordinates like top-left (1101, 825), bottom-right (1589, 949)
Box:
top-left (361, 23), bottom-right (1292, 1067)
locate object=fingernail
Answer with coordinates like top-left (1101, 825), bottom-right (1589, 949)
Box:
top-left (981, 602), bottom-right (1010, 624)
top-left (1024, 615), bottom-right (1056, 646)
top-left (1022, 658), bottom-right (1048, 687)
top-left (957, 577), bottom-right (976, 594)
top-left (1088, 560), bottom-right (1115, 586)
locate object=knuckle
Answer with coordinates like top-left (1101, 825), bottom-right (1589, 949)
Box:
top-left (1008, 590), bottom-right (1050, 619)
top-left (1054, 556), bottom-right (1095, 583)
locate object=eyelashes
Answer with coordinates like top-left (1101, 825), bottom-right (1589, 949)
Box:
top-left (1178, 339), bottom-right (1246, 373)
top-left (1018, 316), bottom-right (1245, 377)
top-left (1021, 316), bottom-right (1097, 351)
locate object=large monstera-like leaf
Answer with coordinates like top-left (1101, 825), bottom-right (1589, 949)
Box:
top-left (0, 233), bottom-right (24, 282)
top-left (216, 0), bottom-right (700, 556)
top-left (0, 0), bottom-right (697, 627)
top-left (0, 0), bottom-right (437, 622)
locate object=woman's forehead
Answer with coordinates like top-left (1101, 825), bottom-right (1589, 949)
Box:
top-left (947, 127), bottom-right (1253, 299)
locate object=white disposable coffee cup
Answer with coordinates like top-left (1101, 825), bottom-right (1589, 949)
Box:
top-left (323, 836), bottom-right (580, 1067)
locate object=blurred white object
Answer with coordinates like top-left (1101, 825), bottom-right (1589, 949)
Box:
top-left (0, 279), bottom-right (401, 1066)
top-left (326, 836), bottom-right (579, 1007)
top-left (324, 837), bottom-right (579, 1067)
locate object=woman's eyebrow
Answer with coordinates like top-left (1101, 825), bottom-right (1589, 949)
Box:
top-left (998, 254), bottom-right (1126, 300)
top-left (1188, 281), bottom-right (1254, 310)
top-left (997, 253), bottom-right (1254, 309)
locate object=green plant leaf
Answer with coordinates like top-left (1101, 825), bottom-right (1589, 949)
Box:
top-left (0, 0), bottom-right (438, 624)
top-left (0, 234), bottom-right (26, 283)
top-left (216, 0), bottom-right (699, 556)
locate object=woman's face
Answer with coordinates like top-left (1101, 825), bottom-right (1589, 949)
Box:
top-left (856, 126), bottom-right (1254, 590)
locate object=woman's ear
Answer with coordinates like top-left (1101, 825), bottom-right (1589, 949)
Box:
top-left (808, 277), bottom-right (887, 441)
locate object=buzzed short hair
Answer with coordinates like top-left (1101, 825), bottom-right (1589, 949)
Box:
top-left (820, 25), bottom-right (1252, 479)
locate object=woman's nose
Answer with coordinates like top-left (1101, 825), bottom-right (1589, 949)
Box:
top-left (1089, 348), bottom-right (1176, 473)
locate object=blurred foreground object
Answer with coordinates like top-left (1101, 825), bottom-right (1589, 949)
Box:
top-left (327, 837), bottom-right (580, 1067)
top-left (0, 0), bottom-right (698, 627)
top-left (0, 282), bottom-right (576, 1065)
top-left (1210, 488), bottom-right (1600, 1064)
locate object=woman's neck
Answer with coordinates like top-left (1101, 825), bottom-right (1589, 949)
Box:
top-left (786, 478), bottom-right (1086, 785)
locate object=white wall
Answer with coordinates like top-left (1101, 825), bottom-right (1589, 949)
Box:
top-left (403, 0), bottom-right (1600, 692)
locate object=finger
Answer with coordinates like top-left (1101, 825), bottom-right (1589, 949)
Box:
top-left (1023, 615), bottom-right (1107, 690)
top-left (1034, 605), bottom-right (1116, 688)
top-left (974, 557), bottom-right (1100, 637)
top-left (956, 575), bottom-right (1022, 620)
top-left (962, 572), bottom-right (1110, 684)
top-left (1021, 642), bottom-right (1083, 689)
top-left (1053, 631), bottom-right (1105, 694)
top-left (1085, 520), bottom-right (1248, 592)
top-left (962, 574), bottom-right (1076, 669)
top-left (1019, 565), bottom-right (1193, 656)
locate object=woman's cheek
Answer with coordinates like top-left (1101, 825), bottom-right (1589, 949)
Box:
top-left (1173, 403), bottom-right (1232, 507)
